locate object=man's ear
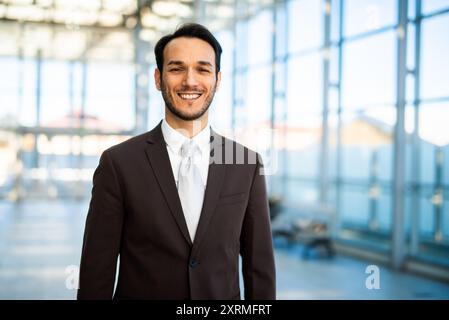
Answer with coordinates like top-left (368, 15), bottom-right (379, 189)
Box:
top-left (154, 68), bottom-right (162, 91)
top-left (216, 71), bottom-right (222, 91)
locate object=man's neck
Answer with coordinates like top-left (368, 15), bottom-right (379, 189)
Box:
top-left (165, 112), bottom-right (209, 139)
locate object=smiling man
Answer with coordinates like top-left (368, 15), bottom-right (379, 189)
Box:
top-left (77, 23), bottom-right (276, 300)
top-left (157, 36), bottom-right (218, 125)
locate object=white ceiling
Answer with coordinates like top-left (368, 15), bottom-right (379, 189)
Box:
top-left (0, 0), bottom-right (274, 62)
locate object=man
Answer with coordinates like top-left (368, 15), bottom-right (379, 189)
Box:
top-left (78, 23), bottom-right (276, 300)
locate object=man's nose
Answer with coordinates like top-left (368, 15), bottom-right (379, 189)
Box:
top-left (182, 68), bottom-right (198, 87)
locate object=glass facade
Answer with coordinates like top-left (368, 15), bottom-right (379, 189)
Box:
top-left (0, 0), bottom-right (448, 278)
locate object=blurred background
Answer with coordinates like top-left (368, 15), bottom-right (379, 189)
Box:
top-left (1, 0), bottom-right (449, 299)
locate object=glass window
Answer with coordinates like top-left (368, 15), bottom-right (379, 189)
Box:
top-left (216, 30), bottom-right (233, 74)
top-left (285, 114), bottom-right (322, 179)
top-left (344, 0), bottom-right (396, 38)
top-left (443, 198), bottom-right (449, 239)
top-left (407, 23), bottom-right (416, 72)
top-left (18, 59), bottom-right (38, 126)
top-left (419, 186), bottom-right (437, 237)
top-left (0, 57), bottom-right (20, 121)
top-left (287, 53), bottom-right (323, 118)
top-left (246, 66), bottom-right (272, 125)
top-left (85, 62), bottom-right (135, 131)
top-left (40, 60), bottom-right (71, 125)
top-left (288, 0), bottom-right (323, 53)
top-left (341, 144), bottom-right (371, 181)
top-left (422, 0), bottom-right (449, 15)
top-left (275, 4), bottom-right (288, 59)
top-left (340, 184), bottom-right (370, 225)
top-left (329, 45), bottom-right (339, 85)
top-left (147, 64), bottom-right (164, 129)
top-left (274, 95), bottom-right (287, 125)
top-left (421, 13), bottom-right (449, 100)
top-left (340, 107), bottom-right (394, 182)
top-left (328, 87), bottom-right (339, 111)
top-left (444, 145), bottom-right (449, 186)
top-left (210, 71), bottom-right (232, 133)
top-left (0, 57), bottom-right (20, 92)
top-left (341, 31), bottom-right (396, 110)
top-left (211, 31), bottom-right (233, 133)
top-left (418, 102), bottom-right (449, 184)
top-left (274, 61), bottom-right (286, 96)
top-left (285, 179), bottom-right (319, 203)
top-left (234, 104), bottom-right (248, 130)
top-left (331, 0), bottom-right (341, 43)
top-left (404, 104), bottom-right (416, 185)
top-left (248, 9), bottom-right (273, 66)
top-left (408, 0), bottom-right (416, 20)
top-left (406, 73), bottom-right (416, 105)
top-left (235, 72), bottom-right (248, 109)
top-left (377, 190), bottom-right (392, 231)
top-left (328, 112), bottom-right (339, 179)
top-left (235, 21), bottom-right (248, 70)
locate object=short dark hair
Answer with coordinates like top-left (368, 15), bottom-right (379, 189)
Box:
top-left (154, 23), bottom-right (222, 75)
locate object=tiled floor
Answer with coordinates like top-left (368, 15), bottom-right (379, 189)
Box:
top-left (1, 200), bottom-right (449, 300)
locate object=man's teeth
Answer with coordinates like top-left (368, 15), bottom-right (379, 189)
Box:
top-left (179, 93), bottom-right (201, 100)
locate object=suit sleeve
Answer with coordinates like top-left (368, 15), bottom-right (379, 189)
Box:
top-left (77, 150), bottom-right (124, 300)
top-left (240, 155), bottom-right (276, 300)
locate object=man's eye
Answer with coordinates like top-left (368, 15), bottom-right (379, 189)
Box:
top-left (169, 68), bottom-right (182, 72)
top-left (199, 69), bottom-right (210, 73)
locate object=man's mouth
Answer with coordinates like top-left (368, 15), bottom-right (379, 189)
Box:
top-left (177, 92), bottom-right (203, 100)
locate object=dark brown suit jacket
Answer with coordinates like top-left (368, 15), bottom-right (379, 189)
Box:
top-left (77, 122), bottom-right (276, 300)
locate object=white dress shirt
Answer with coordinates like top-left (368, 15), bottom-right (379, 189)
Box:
top-left (161, 119), bottom-right (210, 239)
top-left (161, 119), bottom-right (210, 187)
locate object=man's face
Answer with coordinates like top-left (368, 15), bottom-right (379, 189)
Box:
top-left (155, 37), bottom-right (221, 121)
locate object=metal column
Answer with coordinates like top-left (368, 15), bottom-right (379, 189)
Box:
top-left (269, 1), bottom-right (278, 193)
top-left (231, 0), bottom-right (238, 131)
top-left (194, 0), bottom-right (206, 24)
top-left (281, 0), bottom-right (289, 198)
top-left (320, 0), bottom-right (332, 204)
top-left (392, 0), bottom-right (408, 270)
top-left (335, 0), bottom-right (345, 236)
top-left (410, 0), bottom-right (422, 255)
top-left (32, 49), bottom-right (43, 169)
top-left (134, 1), bottom-right (150, 135)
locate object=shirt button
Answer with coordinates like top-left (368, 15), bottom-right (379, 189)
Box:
top-left (189, 259), bottom-right (199, 268)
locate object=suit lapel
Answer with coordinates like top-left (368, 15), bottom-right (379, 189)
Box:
top-left (144, 123), bottom-right (228, 251)
top-left (144, 122), bottom-right (192, 246)
top-left (191, 129), bottom-right (226, 254)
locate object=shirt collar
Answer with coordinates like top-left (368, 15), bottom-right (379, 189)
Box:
top-left (161, 119), bottom-right (210, 156)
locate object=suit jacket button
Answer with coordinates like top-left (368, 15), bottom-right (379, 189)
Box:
top-left (190, 259), bottom-right (199, 268)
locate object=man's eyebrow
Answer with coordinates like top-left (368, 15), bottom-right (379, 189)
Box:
top-left (166, 60), bottom-right (213, 68)
top-left (167, 60), bottom-right (184, 66)
top-left (198, 61), bottom-right (213, 68)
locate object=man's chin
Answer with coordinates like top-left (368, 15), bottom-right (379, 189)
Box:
top-left (168, 107), bottom-right (208, 121)
top-left (176, 113), bottom-right (206, 121)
